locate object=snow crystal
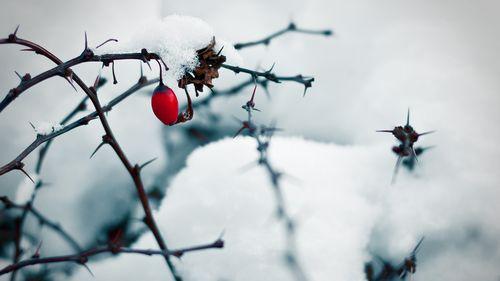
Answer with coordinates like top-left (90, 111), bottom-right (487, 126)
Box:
top-left (32, 121), bottom-right (64, 136)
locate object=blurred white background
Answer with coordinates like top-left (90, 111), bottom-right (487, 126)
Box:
top-left (1, 0), bottom-right (499, 280)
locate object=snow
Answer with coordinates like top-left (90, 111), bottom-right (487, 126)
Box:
top-left (32, 121), bottom-right (64, 136)
top-left (96, 14), bottom-right (242, 81)
top-left (1, 1), bottom-right (500, 280)
top-left (69, 136), bottom-right (500, 281)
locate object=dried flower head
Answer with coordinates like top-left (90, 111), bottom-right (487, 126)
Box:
top-left (178, 37), bottom-right (226, 96)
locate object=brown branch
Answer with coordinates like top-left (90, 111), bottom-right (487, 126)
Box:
top-left (192, 77), bottom-right (269, 110)
top-left (233, 22), bottom-right (332, 50)
top-left (0, 237), bottom-right (224, 276)
top-left (0, 77), bottom-right (158, 177)
top-left (221, 64), bottom-right (314, 95)
top-left (0, 31), bottom-right (180, 280)
top-left (0, 33), bottom-right (160, 114)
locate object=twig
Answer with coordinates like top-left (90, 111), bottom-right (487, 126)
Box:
top-left (234, 22), bottom-right (332, 50)
top-left (221, 64), bottom-right (313, 94)
top-left (0, 30), bottom-right (180, 280)
top-left (192, 77), bottom-right (268, 110)
top-left (0, 237), bottom-right (224, 276)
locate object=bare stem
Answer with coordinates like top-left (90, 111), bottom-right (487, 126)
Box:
top-left (234, 22), bottom-right (332, 50)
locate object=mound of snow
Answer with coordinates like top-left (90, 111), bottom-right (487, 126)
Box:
top-left (68, 136), bottom-right (500, 281)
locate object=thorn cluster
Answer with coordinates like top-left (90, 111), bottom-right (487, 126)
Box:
top-left (378, 109), bottom-right (434, 183)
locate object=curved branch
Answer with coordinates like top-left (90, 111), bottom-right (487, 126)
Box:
top-left (0, 78), bottom-right (158, 177)
top-left (0, 238), bottom-right (224, 276)
top-left (233, 22), bottom-right (332, 50)
top-left (0, 33), bottom-right (180, 280)
top-left (0, 35), bottom-right (160, 114)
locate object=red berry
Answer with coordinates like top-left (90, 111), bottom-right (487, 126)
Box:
top-left (151, 83), bottom-right (179, 125)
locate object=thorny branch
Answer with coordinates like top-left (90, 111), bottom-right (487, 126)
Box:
top-left (0, 28), bottom-right (181, 280)
top-left (234, 83), bottom-right (308, 281)
top-left (233, 22), bottom-right (333, 50)
top-left (221, 64), bottom-right (314, 95)
top-left (0, 21), bottom-right (330, 280)
top-left (0, 237), bottom-right (224, 276)
top-left (192, 77), bottom-right (269, 110)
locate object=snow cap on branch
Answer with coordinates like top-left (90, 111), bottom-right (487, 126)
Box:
top-left (99, 15), bottom-right (241, 80)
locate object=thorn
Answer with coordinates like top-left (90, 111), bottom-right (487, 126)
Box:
top-left (95, 38), bottom-right (118, 49)
top-left (64, 77), bottom-right (78, 92)
top-left (266, 63), bottom-right (276, 73)
top-left (13, 24), bottom-right (20, 36)
top-left (216, 46), bottom-right (224, 56)
top-left (89, 142), bottom-right (106, 159)
top-left (144, 60), bottom-right (152, 71)
top-left (112, 62), bottom-right (118, 84)
top-left (406, 108), bottom-right (410, 126)
top-left (14, 71), bottom-right (22, 80)
top-left (93, 71), bottom-right (102, 89)
top-left (418, 130), bottom-right (435, 136)
top-left (233, 126), bottom-right (246, 138)
top-left (84, 31), bottom-right (88, 50)
top-left (376, 129), bottom-right (393, 133)
top-left (412, 236), bottom-right (425, 255)
top-left (302, 85), bottom-right (308, 97)
top-left (29, 122), bottom-right (36, 130)
top-left (19, 167), bottom-right (35, 184)
top-left (81, 262), bottom-right (94, 277)
top-left (139, 157), bottom-right (158, 170)
top-left (32, 240), bottom-right (43, 259)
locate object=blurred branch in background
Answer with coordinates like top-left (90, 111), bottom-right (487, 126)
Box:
top-left (0, 236), bottom-right (224, 276)
top-left (234, 83), bottom-right (308, 281)
top-left (233, 22), bottom-right (333, 50)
